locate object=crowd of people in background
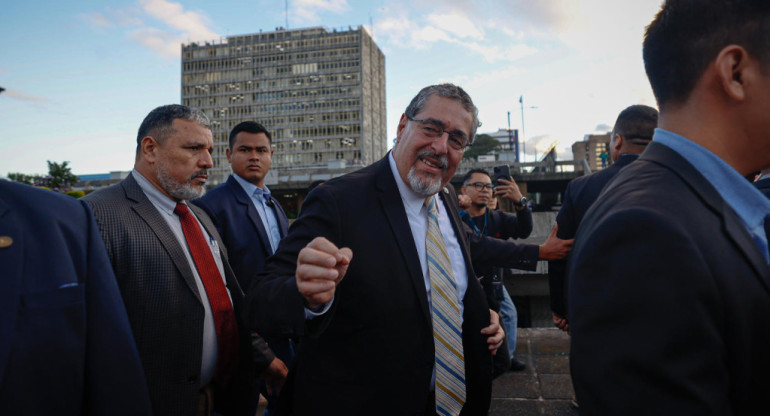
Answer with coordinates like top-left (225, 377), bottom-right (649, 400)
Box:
top-left (4, 1), bottom-right (770, 415)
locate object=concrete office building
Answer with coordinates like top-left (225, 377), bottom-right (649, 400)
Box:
top-left (181, 26), bottom-right (386, 185)
top-left (571, 133), bottom-right (611, 171)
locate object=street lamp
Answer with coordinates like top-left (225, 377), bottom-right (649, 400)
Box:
top-left (519, 95), bottom-right (537, 162)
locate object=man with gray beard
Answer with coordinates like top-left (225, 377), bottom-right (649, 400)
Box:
top-left (245, 84), bottom-right (571, 415)
top-left (84, 104), bottom-right (275, 416)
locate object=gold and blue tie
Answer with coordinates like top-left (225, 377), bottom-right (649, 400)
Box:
top-left (425, 195), bottom-right (466, 415)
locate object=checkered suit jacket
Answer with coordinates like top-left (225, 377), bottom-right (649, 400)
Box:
top-left (84, 173), bottom-right (272, 416)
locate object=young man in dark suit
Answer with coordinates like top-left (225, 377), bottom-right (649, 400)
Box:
top-left (246, 84), bottom-right (572, 415)
top-left (195, 121), bottom-right (290, 414)
top-left (0, 181), bottom-right (151, 415)
top-left (568, 1), bottom-right (770, 413)
top-left (84, 105), bottom-right (276, 416)
top-left (459, 168), bottom-right (533, 372)
top-left (548, 104), bottom-right (658, 332)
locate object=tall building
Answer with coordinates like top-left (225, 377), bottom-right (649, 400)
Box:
top-left (181, 26), bottom-right (386, 185)
top-left (571, 133), bottom-right (610, 171)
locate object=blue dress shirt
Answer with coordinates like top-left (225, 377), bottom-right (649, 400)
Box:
top-left (654, 128), bottom-right (770, 263)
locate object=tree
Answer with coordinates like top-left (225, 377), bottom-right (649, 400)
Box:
top-left (463, 134), bottom-right (500, 160)
top-left (8, 161), bottom-right (79, 192)
top-left (46, 161), bottom-right (79, 192)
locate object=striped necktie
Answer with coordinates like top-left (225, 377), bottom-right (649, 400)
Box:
top-left (425, 195), bottom-right (466, 415)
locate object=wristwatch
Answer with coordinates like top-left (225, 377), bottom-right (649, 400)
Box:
top-left (514, 196), bottom-right (527, 207)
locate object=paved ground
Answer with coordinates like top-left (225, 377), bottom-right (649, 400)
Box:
top-left (490, 328), bottom-right (579, 416)
top-left (258, 328), bottom-right (577, 415)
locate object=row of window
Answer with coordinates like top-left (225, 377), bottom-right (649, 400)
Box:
top-left (274, 137), bottom-right (359, 152)
top-left (184, 33), bottom-right (361, 59)
top-left (182, 48), bottom-right (360, 72)
top-left (183, 72), bottom-right (360, 97)
top-left (272, 150), bottom-right (362, 165)
top-left (181, 60), bottom-right (361, 84)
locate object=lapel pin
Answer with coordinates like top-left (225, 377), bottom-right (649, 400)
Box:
top-left (0, 236), bottom-right (13, 248)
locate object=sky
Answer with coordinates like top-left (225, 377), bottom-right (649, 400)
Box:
top-left (0, 0), bottom-right (665, 177)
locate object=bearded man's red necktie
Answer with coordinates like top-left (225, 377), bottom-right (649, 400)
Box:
top-left (174, 202), bottom-right (239, 386)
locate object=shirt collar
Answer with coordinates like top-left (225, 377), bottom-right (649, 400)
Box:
top-left (232, 173), bottom-right (271, 200)
top-left (131, 169), bottom-right (178, 216)
top-left (388, 152), bottom-right (438, 216)
top-left (653, 128), bottom-right (770, 234)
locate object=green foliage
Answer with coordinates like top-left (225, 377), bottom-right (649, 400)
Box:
top-left (66, 190), bottom-right (86, 199)
top-left (8, 172), bottom-right (36, 185)
top-left (463, 134), bottom-right (500, 160)
top-left (8, 160), bottom-right (79, 193)
top-left (46, 161), bottom-right (79, 191)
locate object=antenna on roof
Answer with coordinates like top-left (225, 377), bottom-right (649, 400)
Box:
top-left (285, 0), bottom-right (289, 29)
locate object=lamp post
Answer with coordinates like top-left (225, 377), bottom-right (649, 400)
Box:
top-left (519, 95), bottom-right (537, 162)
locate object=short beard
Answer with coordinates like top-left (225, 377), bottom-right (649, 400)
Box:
top-left (407, 150), bottom-right (447, 196)
top-left (157, 161), bottom-right (207, 201)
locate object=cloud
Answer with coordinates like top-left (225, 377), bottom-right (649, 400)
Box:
top-left (291, 0), bottom-right (349, 24)
top-left (128, 27), bottom-right (185, 59)
top-left (84, 1), bottom-right (219, 59)
top-left (594, 123), bottom-right (612, 133)
top-left (3, 89), bottom-right (50, 103)
top-left (426, 12), bottom-right (483, 40)
top-left (139, 0), bottom-right (218, 43)
top-left (80, 8), bottom-right (143, 28)
top-left (82, 12), bottom-right (112, 28)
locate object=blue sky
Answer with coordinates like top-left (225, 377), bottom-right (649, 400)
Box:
top-left (1, 0), bottom-right (664, 176)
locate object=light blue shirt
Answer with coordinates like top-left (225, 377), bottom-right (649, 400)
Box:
top-left (232, 173), bottom-right (282, 254)
top-left (654, 129), bottom-right (770, 263)
top-left (131, 170), bottom-right (228, 385)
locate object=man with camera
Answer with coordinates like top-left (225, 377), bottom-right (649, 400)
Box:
top-left (459, 168), bottom-right (532, 373)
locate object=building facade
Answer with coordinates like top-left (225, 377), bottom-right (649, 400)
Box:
top-left (181, 26), bottom-right (386, 185)
top-left (571, 133), bottom-right (610, 172)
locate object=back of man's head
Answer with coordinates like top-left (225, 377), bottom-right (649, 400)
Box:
top-left (229, 121), bottom-right (272, 149)
top-left (643, 0), bottom-right (770, 110)
top-left (613, 105), bottom-right (658, 148)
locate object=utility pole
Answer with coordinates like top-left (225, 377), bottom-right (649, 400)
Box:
top-left (519, 96), bottom-right (526, 162)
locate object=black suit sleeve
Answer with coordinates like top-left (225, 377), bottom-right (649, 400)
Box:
top-left (495, 208), bottom-right (533, 239)
top-left (568, 208), bottom-right (731, 414)
top-left (244, 184), bottom-right (339, 339)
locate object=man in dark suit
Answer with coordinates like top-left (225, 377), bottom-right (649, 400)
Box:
top-left (246, 84), bottom-right (572, 415)
top-left (548, 104), bottom-right (657, 332)
top-left (459, 168), bottom-right (533, 372)
top-left (0, 181), bottom-right (152, 416)
top-left (195, 121), bottom-right (290, 414)
top-left (84, 105), bottom-right (276, 416)
top-left (568, 1), bottom-right (770, 413)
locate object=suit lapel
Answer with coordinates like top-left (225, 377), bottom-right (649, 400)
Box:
top-left (0, 195), bottom-right (21, 382)
top-left (644, 143), bottom-right (770, 292)
top-left (227, 176), bottom-right (274, 256)
top-left (123, 175), bottom-right (203, 303)
top-left (375, 157), bottom-right (431, 323)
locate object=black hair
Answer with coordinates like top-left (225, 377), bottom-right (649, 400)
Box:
top-left (612, 105), bottom-right (659, 145)
top-left (643, 0), bottom-right (770, 108)
top-left (136, 104), bottom-right (209, 154)
top-left (462, 168), bottom-right (490, 184)
top-left (229, 121), bottom-right (272, 149)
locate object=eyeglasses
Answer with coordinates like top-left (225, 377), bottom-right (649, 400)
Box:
top-left (465, 182), bottom-right (494, 191)
top-left (406, 115), bottom-right (470, 151)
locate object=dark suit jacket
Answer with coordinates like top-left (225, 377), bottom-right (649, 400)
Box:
top-left (194, 174), bottom-right (289, 292)
top-left (549, 153), bottom-right (639, 317)
top-left (568, 142), bottom-right (770, 414)
top-left (245, 155), bottom-right (540, 415)
top-left (0, 181), bottom-right (152, 415)
top-left (755, 176), bottom-right (770, 199)
top-left (84, 173), bottom-right (273, 416)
